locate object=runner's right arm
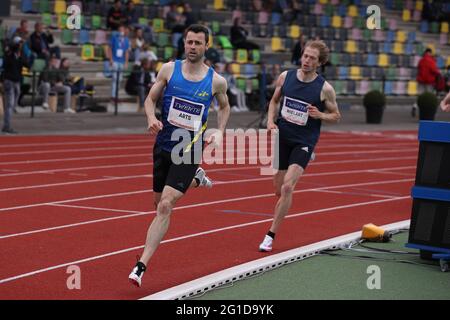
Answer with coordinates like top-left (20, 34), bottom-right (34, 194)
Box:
top-left (267, 71), bottom-right (287, 130)
top-left (144, 62), bottom-right (174, 134)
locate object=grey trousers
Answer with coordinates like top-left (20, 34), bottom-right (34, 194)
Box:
top-left (2, 79), bottom-right (20, 130)
top-left (40, 82), bottom-right (72, 110)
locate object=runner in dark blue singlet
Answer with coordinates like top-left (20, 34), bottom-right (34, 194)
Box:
top-left (259, 40), bottom-right (341, 252)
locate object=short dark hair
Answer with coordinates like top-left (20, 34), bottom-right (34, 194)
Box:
top-left (184, 24), bottom-right (209, 44)
top-left (424, 48), bottom-right (432, 54)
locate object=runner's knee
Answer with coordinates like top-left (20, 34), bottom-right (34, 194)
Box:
top-left (157, 198), bottom-right (173, 216)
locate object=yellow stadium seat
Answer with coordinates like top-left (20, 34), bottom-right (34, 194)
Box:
top-left (441, 22), bottom-right (449, 33)
top-left (447, 56), bottom-right (450, 67)
top-left (152, 18), bottom-right (164, 33)
top-left (402, 9), bottom-right (411, 22)
top-left (350, 66), bottom-right (361, 80)
top-left (213, 0), bottom-right (225, 10)
top-left (81, 44), bottom-right (94, 61)
top-left (54, 0), bottom-right (66, 15)
top-left (156, 61), bottom-right (163, 72)
top-left (331, 16), bottom-right (342, 28)
top-left (393, 42), bottom-right (404, 54)
top-left (345, 40), bottom-right (357, 53)
top-left (427, 43), bottom-right (436, 55)
top-left (348, 5), bottom-right (358, 17)
top-left (378, 54), bottom-right (389, 67)
top-left (271, 37), bottom-right (283, 51)
top-left (236, 49), bottom-right (248, 63)
top-left (407, 81), bottom-right (418, 96)
top-left (396, 30), bottom-right (407, 43)
top-left (289, 25), bottom-right (301, 39)
top-left (415, 0), bottom-right (423, 11)
top-left (231, 63), bottom-right (240, 75)
top-left (319, 0), bottom-right (328, 4)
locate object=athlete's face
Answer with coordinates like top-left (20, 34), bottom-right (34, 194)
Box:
top-left (300, 47), bottom-right (321, 73)
top-left (184, 31), bottom-right (208, 63)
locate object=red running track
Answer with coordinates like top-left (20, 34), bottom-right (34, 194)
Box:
top-left (0, 132), bottom-right (418, 299)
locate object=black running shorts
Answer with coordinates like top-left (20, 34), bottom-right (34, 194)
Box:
top-left (275, 138), bottom-right (314, 171)
top-left (152, 145), bottom-right (199, 194)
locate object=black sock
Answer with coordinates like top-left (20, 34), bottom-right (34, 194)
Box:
top-left (267, 231), bottom-right (276, 239)
top-left (136, 261), bottom-right (147, 272)
top-left (194, 177), bottom-right (200, 187)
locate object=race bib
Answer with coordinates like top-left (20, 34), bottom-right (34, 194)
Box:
top-left (116, 49), bottom-right (123, 58)
top-left (281, 96), bottom-right (309, 126)
top-left (167, 96), bottom-right (205, 131)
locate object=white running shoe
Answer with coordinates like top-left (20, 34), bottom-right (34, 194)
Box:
top-left (128, 261), bottom-right (146, 288)
top-left (259, 235), bottom-right (273, 252)
top-left (195, 167), bottom-right (213, 188)
top-left (42, 102), bottom-right (49, 109)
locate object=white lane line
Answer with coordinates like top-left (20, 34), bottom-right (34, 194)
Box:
top-left (0, 147), bottom-right (417, 166)
top-left (0, 196), bottom-right (410, 285)
top-left (0, 138), bottom-right (152, 148)
top-left (0, 145), bottom-right (151, 156)
top-left (0, 153), bottom-right (151, 166)
top-left (0, 164), bottom-right (415, 211)
top-left (0, 178), bottom-right (413, 239)
top-left (0, 154), bottom-right (417, 178)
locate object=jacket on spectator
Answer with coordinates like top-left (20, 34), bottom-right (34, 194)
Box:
top-left (417, 52), bottom-right (440, 85)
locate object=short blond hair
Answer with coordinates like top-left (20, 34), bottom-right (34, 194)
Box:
top-left (304, 40), bottom-right (330, 65)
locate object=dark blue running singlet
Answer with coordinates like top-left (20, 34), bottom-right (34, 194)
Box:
top-left (156, 60), bottom-right (214, 152)
top-left (276, 70), bottom-right (326, 148)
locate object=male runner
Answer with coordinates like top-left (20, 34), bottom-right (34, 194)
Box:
top-left (259, 40), bottom-right (341, 252)
top-left (129, 24), bottom-right (230, 287)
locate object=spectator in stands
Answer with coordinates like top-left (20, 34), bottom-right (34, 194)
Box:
top-left (39, 55), bottom-right (73, 113)
top-left (13, 20), bottom-right (33, 66)
top-left (107, 24), bottom-right (130, 102)
top-left (13, 20), bottom-right (29, 40)
top-left (125, 58), bottom-right (157, 112)
top-left (2, 37), bottom-right (29, 134)
top-left (137, 44), bottom-right (158, 65)
top-left (440, 91), bottom-right (450, 112)
top-left (223, 63), bottom-right (248, 112)
top-left (143, 20), bottom-right (155, 45)
top-left (417, 48), bottom-right (441, 93)
top-left (205, 46), bottom-right (221, 67)
top-left (131, 27), bottom-right (146, 64)
top-left (266, 63), bottom-right (281, 99)
top-left (166, 2), bottom-right (185, 33)
top-left (124, 0), bottom-right (139, 27)
top-left (59, 58), bottom-right (85, 96)
top-left (29, 22), bottom-right (60, 61)
top-left (230, 17), bottom-right (260, 50)
top-left (183, 3), bottom-right (198, 27)
top-left (291, 34), bottom-right (305, 65)
top-left (445, 66), bottom-right (450, 92)
top-left (107, 0), bottom-right (126, 31)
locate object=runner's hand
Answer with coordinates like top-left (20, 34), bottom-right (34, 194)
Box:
top-left (267, 121), bottom-right (278, 131)
top-left (147, 117), bottom-right (163, 135)
top-left (205, 129), bottom-right (223, 148)
top-left (307, 105), bottom-right (323, 120)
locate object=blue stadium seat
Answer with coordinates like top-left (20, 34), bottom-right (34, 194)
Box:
top-left (21, 0), bottom-right (34, 13)
top-left (384, 81), bottom-right (393, 95)
top-left (79, 29), bottom-right (90, 45)
top-left (271, 12), bottom-right (282, 25)
top-left (420, 21), bottom-right (429, 33)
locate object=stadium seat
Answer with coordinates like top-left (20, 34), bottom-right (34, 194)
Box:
top-left (330, 52), bottom-right (340, 66)
top-left (349, 66), bottom-right (361, 80)
top-left (251, 49), bottom-right (261, 64)
top-left (384, 81), bottom-right (393, 95)
top-left (91, 15), bottom-right (102, 30)
top-left (231, 63), bottom-right (240, 75)
top-left (271, 37), bottom-right (283, 52)
top-left (41, 13), bottom-right (53, 27)
top-left (430, 22), bottom-right (439, 33)
top-left (223, 48), bottom-right (233, 62)
top-left (331, 15), bottom-right (342, 28)
top-left (153, 18), bottom-right (164, 33)
top-left (357, 80), bottom-right (369, 95)
top-left (396, 31), bottom-right (407, 43)
top-left (346, 80), bottom-right (356, 95)
top-left (163, 46), bottom-right (174, 60)
top-left (386, 67), bottom-right (396, 80)
top-left (289, 25), bottom-right (301, 39)
top-left (374, 30), bottom-right (385, 42)
top-left (258, 11), bottom-right (269, 24)
top-left (439, 33), bottom-right (448, 45)
top-left (81, 44), bottom-right (95, 61)
top-left (370, 80), bottom-right (383, 91)
top-left (39, 0), bottom-right (50, 13)
top-left (413, 10), bottom-right (421, 21)
top-left (393, 42), bottom-right (404, 55)
top-left (236, 49), bottom-right (248, 64)
top-left (402, 9), bottom-right (411, 22)
top-left (54, 0), bottom-right (66, 15)
top-left (94, 30), bottom-right (107, 45)
top-left (61, 29), bottom-right (74, 45)
top-left (211, 21), bottom-right (221, 35)
top-left (420, 21), bottom-right (428, 33)
top-left (345, 40), bottom-right (357, 53)
top-left (416, 0), bottom-right (423, 11)
top-left (366, 53), bottom-right (376, 66)
top-left (441, 22), bottom-right (449, 33)
top-left (79, 29), bottom-right (90, 45)
top-left (333, 80), bottom-right (347, 95)
top-left (350, 28), bottom-right (362, 41)
top-left (57, 14), bottom-right (68, 29)
top-left (344, 16), bottom-right (353, 28)
top-left (388, 18), bottom-right (397, 30)
top-left (378, 54), bottom-right (389, 67)
top-left (217, 36), bottom-right (233, 49)
top-left (393, 81), bottom-right (406, 95)
top-left (213, 0), bottom-right (225, 10)
top-left (407, 31), bottom-right (416, 43)
top-left (271, 12), bottom-right (282, 25)
top-left (21, 0), bottom-right (34, 13)
top-left (338, 66), bottom-right (348, 78)
top-left (347, 5), bottom-right (358, 17)
top-left (31, 59), bottom-right (47, 73)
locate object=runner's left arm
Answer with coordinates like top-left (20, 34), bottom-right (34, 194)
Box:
top-left (308, 82), bottom-right (341, 123)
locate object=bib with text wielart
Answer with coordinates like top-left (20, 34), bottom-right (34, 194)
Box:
top-left (168, 96), bottom-right (205, 131)
top-left (281, 96), bottom-right (309, 126)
